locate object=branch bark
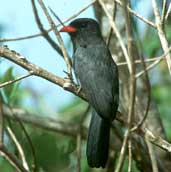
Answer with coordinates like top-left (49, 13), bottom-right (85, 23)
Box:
top-left (0, 46), bottom-right (86, 100)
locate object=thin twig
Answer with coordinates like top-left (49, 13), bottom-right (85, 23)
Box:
top-left (38, 0), bottom-right (72, 77)
top-left (115, 130), bottom-right (129, 172)
top-left (117, 56), bottom-right (163, 66)
top-left (0, 71), bottom-right (34, 88)
top-left (135, 45), bottom-right (171, 78)
top-left (131, 53), bottom-right (151, 134)
top-left (152, 0), bottom-right (171, 75)
top-left (114, 0), bottom-right (157, 28)
top-left (0, 145), bottom-right (28, 172)
top-left (106, 1), bottom-right (117, 47)
top-left (31, 0), bottom-right (63, 56)
top-left (0, 95), bottom-right (3, 145)
top-left (136, 57), bottom-right (163, 78)
top-left (48, 7), bottom-right (65, 27)
top-left (146, 139), bottom-right (159, 172)
top-left (161, 0), bottom-right (167, 28)
top-left (3, 94), bottom-right (37, 172)
top-left (6, 126), bottom-right (30, 171)
top-left (13, 111), bottom-right (37, 172)
top-left (76, 105), bottom-right (90, 172)
top-left (128, 140), bottom-right (132, 172)
top-left (131, 53), bottom-right (151, 131)
top-left (76, 132), bottom-right (81, 172)
top-left (165, 2), bottom-right (171, 20)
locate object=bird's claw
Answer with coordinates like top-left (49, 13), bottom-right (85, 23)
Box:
top-left (76, 86), bottom-right (82, 94)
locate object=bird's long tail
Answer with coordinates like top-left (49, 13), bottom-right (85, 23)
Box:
top-left (86, 109), bottom-right (110, 168)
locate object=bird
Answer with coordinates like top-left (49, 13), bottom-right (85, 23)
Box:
top-left (60, 18), bottom-right (119, 168)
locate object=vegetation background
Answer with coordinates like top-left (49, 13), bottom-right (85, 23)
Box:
top-left (0, 0), bottom-right (171, 172)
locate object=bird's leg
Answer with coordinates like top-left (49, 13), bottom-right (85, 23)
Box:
top-left (76, 85), bottom-right (82, 94)
top-left (75, 77), bottom-right (82, 94)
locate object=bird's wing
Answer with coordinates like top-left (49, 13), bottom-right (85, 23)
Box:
top-left (74, 46), bottom-right (119, 120)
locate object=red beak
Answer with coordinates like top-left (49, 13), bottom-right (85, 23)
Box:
top-left (60, 25), bottom-right (77, 33)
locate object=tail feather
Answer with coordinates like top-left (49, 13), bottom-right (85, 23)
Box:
top-left (86, 110), bottom-right (110, 168)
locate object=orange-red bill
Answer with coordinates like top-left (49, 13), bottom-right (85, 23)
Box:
top-left (60, 25), bottom-right (77, 32)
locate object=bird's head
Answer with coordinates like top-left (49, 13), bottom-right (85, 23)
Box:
top-left (60, 18), bottom-right (101, 41)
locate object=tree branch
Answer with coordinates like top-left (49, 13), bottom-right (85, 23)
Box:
top-left (31, 0), bottom-right (63, 56)
top-left (3, 105), bottom-right (171, 154)
top-left (0, 46), bottom-right (86, 100)
top-left (152, 0), bottom-right (171, 75)
top-left (0, 95), bottom-right (3, 146)
top-left (3, 105), bottom-right (87, 138)
top-left (0, 72), bottom-right (33, 88)
top-left (0, 145), bottom-right (28, 172)
top-left (37, 0), bottom-right (72, 77)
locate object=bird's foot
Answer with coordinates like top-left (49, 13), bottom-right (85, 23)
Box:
top-left (76, 85), bottom-right (82, 94)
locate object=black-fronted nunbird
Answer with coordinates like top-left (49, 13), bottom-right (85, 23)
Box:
top-left (60, 18), bottom-right (119, 168)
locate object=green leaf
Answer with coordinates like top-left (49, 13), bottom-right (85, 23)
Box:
top-left (0, 67), bottom-right (21, 103)
top-left (1, 67), bottom-right (15, 99)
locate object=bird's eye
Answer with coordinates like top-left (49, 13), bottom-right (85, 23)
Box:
top-left (81, 23), bottom-right (87, 27)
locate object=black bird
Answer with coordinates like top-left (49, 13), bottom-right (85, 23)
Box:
top-left (60, 18), bottom-right (119, 168)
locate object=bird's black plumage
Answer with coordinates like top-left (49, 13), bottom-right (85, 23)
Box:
top-left (61, 18), bottom-right (119, 168)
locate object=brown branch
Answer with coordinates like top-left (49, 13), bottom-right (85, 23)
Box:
top-left (165, 2), bottom-right (171, 20)
top-left (133, 59), bottom-right (151, 131)
top-left (134, 45), bottom-right (171, 78)
top-left (2, 105), bottom-right (171, 153)
top-left (132, 54), bottom-right (153, 131)
top-left (1, 44), bottom-right (167, 91)
top-left (152, 0), bottom-right (171, 75)
top-left (6, 104), bottom-right (37, 172)
top-left (144, 129), bottom-right (171, 152)
top-left (115, 130), bottom-right (129, 172)
top-left (1, 96), bottom-right (29, 172)
top-left (0, 72), bottom-right (34, 88)
top-left (128, 140), bottom-right (132, 172)
top-left (161, 0), bottom-right (167, 27)
top-left (76, 133), bottom-right (81, 172)
top-left (106, 1), bottom-right (117, 47)
top-left (48, 7), bottom-right (65, 27)
top-left (0, 95), bottom-right (3, 146)
top-left (31, 0), bottom-right (63, 56)
top-left (146, 139), bottom-right (159, 172)
top-left (117, 56), bottom-right (163, 66)
top-left (0, 46), bottom-right (86, 100)
top-left (6, 126), bottom-right (30, 171)
top-left (0, 145), bottom-right (28, 172)
top-left (3, 106), bottom-right (87, 138)
top-left (135, 58), bottom-right (162, 78)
